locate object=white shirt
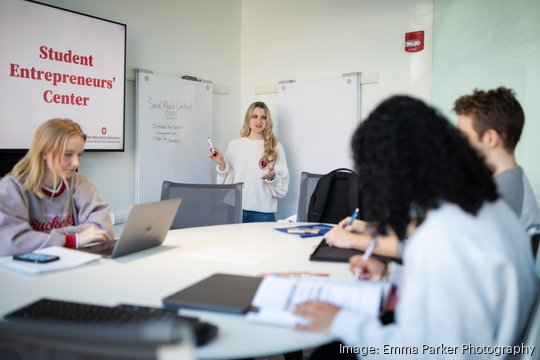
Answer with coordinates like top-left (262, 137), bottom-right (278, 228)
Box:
top-left (330, 200), bottom-right (539, 359)
top-left (217, 137), bottom-right (289, 213)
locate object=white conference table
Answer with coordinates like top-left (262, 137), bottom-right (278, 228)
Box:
top-left (0, 222), bottom-right (354, 359)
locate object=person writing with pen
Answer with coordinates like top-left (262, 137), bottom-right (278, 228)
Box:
top-left (294, 96), bottom-right (538, 359)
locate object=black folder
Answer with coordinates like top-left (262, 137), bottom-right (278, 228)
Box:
top-left (309, 239), bottom-right (400, 263)
top-left (309, 239), bottom-right (363, 262)
top-left (162, 273), bottom-right (262, 314)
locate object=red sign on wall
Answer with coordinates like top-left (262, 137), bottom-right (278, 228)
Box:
top-left (405, 31), bottom-right (424, 53)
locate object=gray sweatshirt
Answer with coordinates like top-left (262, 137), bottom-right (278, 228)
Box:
top-left (0, 173), bottom-right (113, 256)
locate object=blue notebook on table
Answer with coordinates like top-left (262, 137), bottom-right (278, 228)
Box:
top-left (273, 224), bottom-right (333, 238)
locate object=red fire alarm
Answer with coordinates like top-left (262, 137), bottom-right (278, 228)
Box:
top-left (405, 31), bottom-right (424, 53)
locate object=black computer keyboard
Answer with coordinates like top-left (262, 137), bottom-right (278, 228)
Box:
top-left (4, 298), bottom-right (218, 346)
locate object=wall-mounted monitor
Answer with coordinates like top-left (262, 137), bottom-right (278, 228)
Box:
top-left (0, 0), bottom-right (126, 151)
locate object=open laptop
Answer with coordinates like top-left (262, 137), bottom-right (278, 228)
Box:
top-left (80, 198), bottom-right (181, 258)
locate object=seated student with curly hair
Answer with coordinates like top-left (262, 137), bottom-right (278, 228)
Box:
top-left (0, 118), bottom-right (114, 256)
top-left (295, 96), bottom-right (538, 358)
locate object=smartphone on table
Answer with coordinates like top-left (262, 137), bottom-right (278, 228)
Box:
top-left (13, 252), bottom-right (60, 263)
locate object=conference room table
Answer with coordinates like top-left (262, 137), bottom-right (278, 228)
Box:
top-left (0, 222), bottom-right (356, 359)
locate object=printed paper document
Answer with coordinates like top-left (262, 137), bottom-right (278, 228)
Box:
top-left (247, 275), bottom-right (385, 327)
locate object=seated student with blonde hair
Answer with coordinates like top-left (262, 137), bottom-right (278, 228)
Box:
top-left (0, 118), bottom-right (113, 256)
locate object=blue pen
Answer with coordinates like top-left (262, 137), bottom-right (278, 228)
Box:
top-left (347, 208), bottom-right (360, 226)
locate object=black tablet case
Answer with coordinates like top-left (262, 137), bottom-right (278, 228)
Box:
top-left (309, 239), bottom-right (364, 262)
top-left (162, 273), bottom-right (263, 314)
top-left (310, 239), bottom-right (402, 264)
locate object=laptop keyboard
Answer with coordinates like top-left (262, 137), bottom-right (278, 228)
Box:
top-left (5, 298), bottom-right (218, 346)
top-left (80, 240), bottom-right (117, 255)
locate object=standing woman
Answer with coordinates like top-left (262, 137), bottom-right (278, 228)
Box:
top-left (0, 118), bottom-right (114, 256)
top-left (210, 102), bottom-right (289, 222)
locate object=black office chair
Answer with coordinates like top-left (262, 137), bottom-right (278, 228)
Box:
top-left (161, 181), bottom-right (243, 229)
top-left (0, 318), bottom-right (195, 360)
top-left (528, 224), bottom-right (540, 261)
top-left (296, 171), bottom-right (324, 222)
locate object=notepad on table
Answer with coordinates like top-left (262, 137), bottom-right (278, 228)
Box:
top-left (0, 246), bottom-right (101, 276)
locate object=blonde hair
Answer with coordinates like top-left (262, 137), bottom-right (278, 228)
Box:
top-left (12, 118), bottom-right (87, 198)
top-left (240, 102), bottom-right (278, 163)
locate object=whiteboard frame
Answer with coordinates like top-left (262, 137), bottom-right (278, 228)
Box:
top-left (135, 71), bottom-right (213, 204)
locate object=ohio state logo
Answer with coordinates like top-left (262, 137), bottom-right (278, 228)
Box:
top-left (259, 158), bottom-right (269, 170)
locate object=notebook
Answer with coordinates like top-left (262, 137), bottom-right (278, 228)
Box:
top-left (162, 273), bottom-right (263, 314)
top-left (80, 198), bottom-right (181, 258)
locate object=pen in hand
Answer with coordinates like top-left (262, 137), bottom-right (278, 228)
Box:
top-left (353, 235), bottom-right (379, 280)
top-left (347, 208), bottom-right (360, 227)
top-left (362, 235), bottom-right (379, 260)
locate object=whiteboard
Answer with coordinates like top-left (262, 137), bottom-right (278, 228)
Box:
top-left (135, 72), bottom-right (213, 204)
top-left (276, 75), bottom-right (360, 219)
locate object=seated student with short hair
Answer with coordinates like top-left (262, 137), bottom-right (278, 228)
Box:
top-left (454, 87), bottom-right (540, 231)
top-left (0, 118), bottom-right (114, 256)
top-left (295, 96), bottom-right (538, 357)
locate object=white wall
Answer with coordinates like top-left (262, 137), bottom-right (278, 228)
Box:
top-left (240, 0), bottom-right (433, 121)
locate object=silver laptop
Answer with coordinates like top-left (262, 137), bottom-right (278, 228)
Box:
top-left (81, 198), bottom-right (181, 258)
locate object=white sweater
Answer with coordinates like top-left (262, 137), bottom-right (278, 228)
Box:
top-left (217, 137), bottom-right (289, 213)
top-left (330, 200), bottom-right (539, 359)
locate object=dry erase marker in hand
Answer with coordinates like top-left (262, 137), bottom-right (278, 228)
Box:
top-left (207, 137), bottom-right (216, 154)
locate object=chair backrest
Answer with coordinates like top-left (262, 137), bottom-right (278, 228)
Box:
top-left (307, 168), bottom-right (360, 224)
top-left (528, 224), bottom-right (540, 259)
top-left (297, 171), bottom-right (324, 222)
top-left (161, 181), bottom-right (243, 229)
top-left (532, 233), bottom-right (540, 260)
top-left (0, 318), bottom-right (195, 360)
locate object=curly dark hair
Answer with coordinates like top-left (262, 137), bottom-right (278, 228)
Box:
top-left (352, 95), bottom-right (498, 239)
top-left (453, 87), bottom-right (524, 152)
